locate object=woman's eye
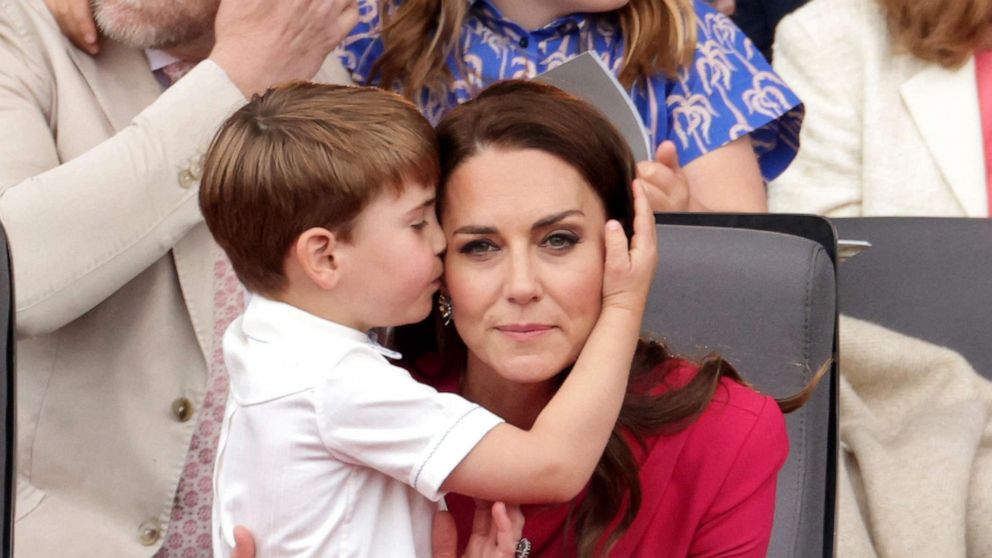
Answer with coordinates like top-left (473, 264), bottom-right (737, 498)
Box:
top-left (542, 231), bottom-right (579, 250)
top-left (459, 239), bottom-right (498, 255)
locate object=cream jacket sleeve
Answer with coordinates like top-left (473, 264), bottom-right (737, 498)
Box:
top-left (0, 1), bottom-right (245, 337)
top-left (766, 0), bottom-right (868, 216)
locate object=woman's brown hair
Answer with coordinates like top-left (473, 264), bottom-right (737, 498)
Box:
top-left (878, 0), bottom-right (992, 68)
top-left (418, 80), bottom-right (824, 556)
top-left (369, 0), bottom-right (697, 99)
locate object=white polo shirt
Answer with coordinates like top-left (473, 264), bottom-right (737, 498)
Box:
top-left (212, 296), bottom-right (503, 557)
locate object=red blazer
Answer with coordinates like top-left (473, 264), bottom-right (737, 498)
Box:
top-left (435, 361), bottom-right (789, 557)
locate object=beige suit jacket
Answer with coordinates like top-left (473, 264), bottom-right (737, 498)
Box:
top-left (767, 0), bottom-right (988, 217)
top-left (0, 1), bottom-right (352, 555)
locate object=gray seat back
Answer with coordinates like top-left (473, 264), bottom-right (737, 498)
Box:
top-left (646, 223), bottom-right (836, 558)
top-left (832, 217), bottom-right (992, 379)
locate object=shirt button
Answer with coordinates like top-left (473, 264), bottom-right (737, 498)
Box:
top-left (171, 397), bottom-right (194, 422)
top-left (138, 520), bottom-right (162, 546)
top-left (519, 36), bottom-right (529, 48)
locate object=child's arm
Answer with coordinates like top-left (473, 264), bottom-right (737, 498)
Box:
top-left (441, 179), bottom-right (658, 503)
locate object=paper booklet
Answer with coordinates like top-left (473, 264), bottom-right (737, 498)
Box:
top-left (534, 51), bottom-right (653, 162)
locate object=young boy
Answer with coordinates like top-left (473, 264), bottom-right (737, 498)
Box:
top-left (199, 82), bottom-right (654, 557)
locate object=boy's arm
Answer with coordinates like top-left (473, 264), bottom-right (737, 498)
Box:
top-left (441, 180), bottom-right (658, 503)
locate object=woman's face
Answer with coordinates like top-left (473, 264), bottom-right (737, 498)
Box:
top-left (442, 147), bottom-right (607, 385)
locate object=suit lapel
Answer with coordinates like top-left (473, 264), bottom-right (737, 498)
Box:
top-left (900, 58), bottom-right (986, 217)
top-left (65, 38), bottom-right (164, 131)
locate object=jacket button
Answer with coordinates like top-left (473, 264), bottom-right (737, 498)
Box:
top-left (178, 168), bottom-right (197, 189)
top-left (171, 397), bottom-right (194, 422)
top-left (138, 520), bottom-right (162, 546)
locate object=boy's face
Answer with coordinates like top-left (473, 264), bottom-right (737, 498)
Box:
top-left (335, 181), bottom-right (445, 331)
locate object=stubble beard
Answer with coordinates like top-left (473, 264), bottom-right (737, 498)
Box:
top-left (91, 0), bottom-right (219, 49)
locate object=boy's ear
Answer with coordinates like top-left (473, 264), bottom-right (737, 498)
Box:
top-left (293, 227), bottom-right (340, 290)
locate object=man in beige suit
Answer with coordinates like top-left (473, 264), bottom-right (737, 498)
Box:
top-left (0, 0), bottom-right (357, 555)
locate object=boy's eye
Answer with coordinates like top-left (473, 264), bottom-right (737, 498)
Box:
top-left (542, 231), bottom-right (579, 251)
top-left (411, 219), bottom-right (429, 230)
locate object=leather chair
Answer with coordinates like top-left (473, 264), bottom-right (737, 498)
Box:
top-left (649, 215), bottom-right (838, 558)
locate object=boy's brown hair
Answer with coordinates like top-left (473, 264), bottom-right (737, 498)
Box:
top-left (199, 82), bottom-right (439, 295)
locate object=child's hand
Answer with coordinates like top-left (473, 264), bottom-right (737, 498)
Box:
top-left (637, 140), bottom-right (701, 212)
top-left (601, 175), bottom-right (659, 316)
top-left (43, 0), bottom-right (100, 55)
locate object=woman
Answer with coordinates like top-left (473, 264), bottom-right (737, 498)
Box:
top-left (397, 80), bottom-right (807, 557)
top-left (768, 0), bottom-right (992, 216)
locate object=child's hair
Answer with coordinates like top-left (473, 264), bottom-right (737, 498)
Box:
top-left (199, 81), bottom-right (439, 296)
top-left (370, 0), bottom-right (698, 97)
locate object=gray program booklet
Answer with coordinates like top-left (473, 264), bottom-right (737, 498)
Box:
top-left (534, 51), bottom-right (652, 162)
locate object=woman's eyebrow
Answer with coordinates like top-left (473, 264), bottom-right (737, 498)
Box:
top-left (451, 225), bottom-right (497, 235)
top-left (533, 209), bottom-right (584, 229)
top-left (451, 210), bottom-right (585, 235)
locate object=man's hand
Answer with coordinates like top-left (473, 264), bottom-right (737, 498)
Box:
top-left (209, 0), bottom-right (359, 96)
top-left (43, 0), bottom-right (100, 54)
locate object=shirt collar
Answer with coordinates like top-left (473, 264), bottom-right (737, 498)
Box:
top-left (226, 296), bottom-right (401, 404)
top-left (144, 48), bottom-right (181, 72)
top-left (469, 0), bottom-right (588, 39)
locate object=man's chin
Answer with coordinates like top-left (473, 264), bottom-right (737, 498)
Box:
top-left (92, 0), bottom-right (215, 50)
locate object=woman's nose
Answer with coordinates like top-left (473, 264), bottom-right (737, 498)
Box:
top-left (504, 251), bottom-right (541, 304)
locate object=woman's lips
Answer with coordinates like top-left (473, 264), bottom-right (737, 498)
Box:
top-left (495, 324), bottom-right (554, 341)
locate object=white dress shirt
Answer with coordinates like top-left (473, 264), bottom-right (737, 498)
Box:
top-left (212, 296), bottom-right (503, 557)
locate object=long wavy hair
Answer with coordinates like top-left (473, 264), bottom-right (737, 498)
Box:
top-left (369, 0), bottom-right (697, 98)
top-left (398, 80), bottom-right (820, 557)
top-left (877, 0), bottom-right (992, 67)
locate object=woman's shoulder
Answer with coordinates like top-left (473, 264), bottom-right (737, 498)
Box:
top-left (646, 359), bottom-right (788, 466)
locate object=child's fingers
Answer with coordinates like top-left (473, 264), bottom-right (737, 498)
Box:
top-left (654, 140), bottom-right (682, 171)
top-left (629, 179), bottom-right (658, 256)
top-left (603, 219), bottom-right (631, 278)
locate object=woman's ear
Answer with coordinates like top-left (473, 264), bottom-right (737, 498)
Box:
top-left (293, 227), bottom-right (340, 290)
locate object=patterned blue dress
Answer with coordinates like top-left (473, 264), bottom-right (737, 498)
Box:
top-left (338, 0), bottom-right (803, 181)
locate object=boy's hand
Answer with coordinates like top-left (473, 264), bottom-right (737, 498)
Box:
top-left (44, 0), bottom-right (100, 55)
top-left (601, 175), bottom-right (659, 316)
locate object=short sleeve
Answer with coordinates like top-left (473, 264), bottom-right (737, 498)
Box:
top-left (335, 0), bottom-right (385, 85)
top-left (688, 395), bottom-right (788, 557)
top-left (313, 349), bottom-right (503, 501)
top-left (644, 0), bottom-right (804, 181)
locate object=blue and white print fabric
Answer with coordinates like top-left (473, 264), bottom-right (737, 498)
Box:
top-left (338, 0), bottom-right (804, 181)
